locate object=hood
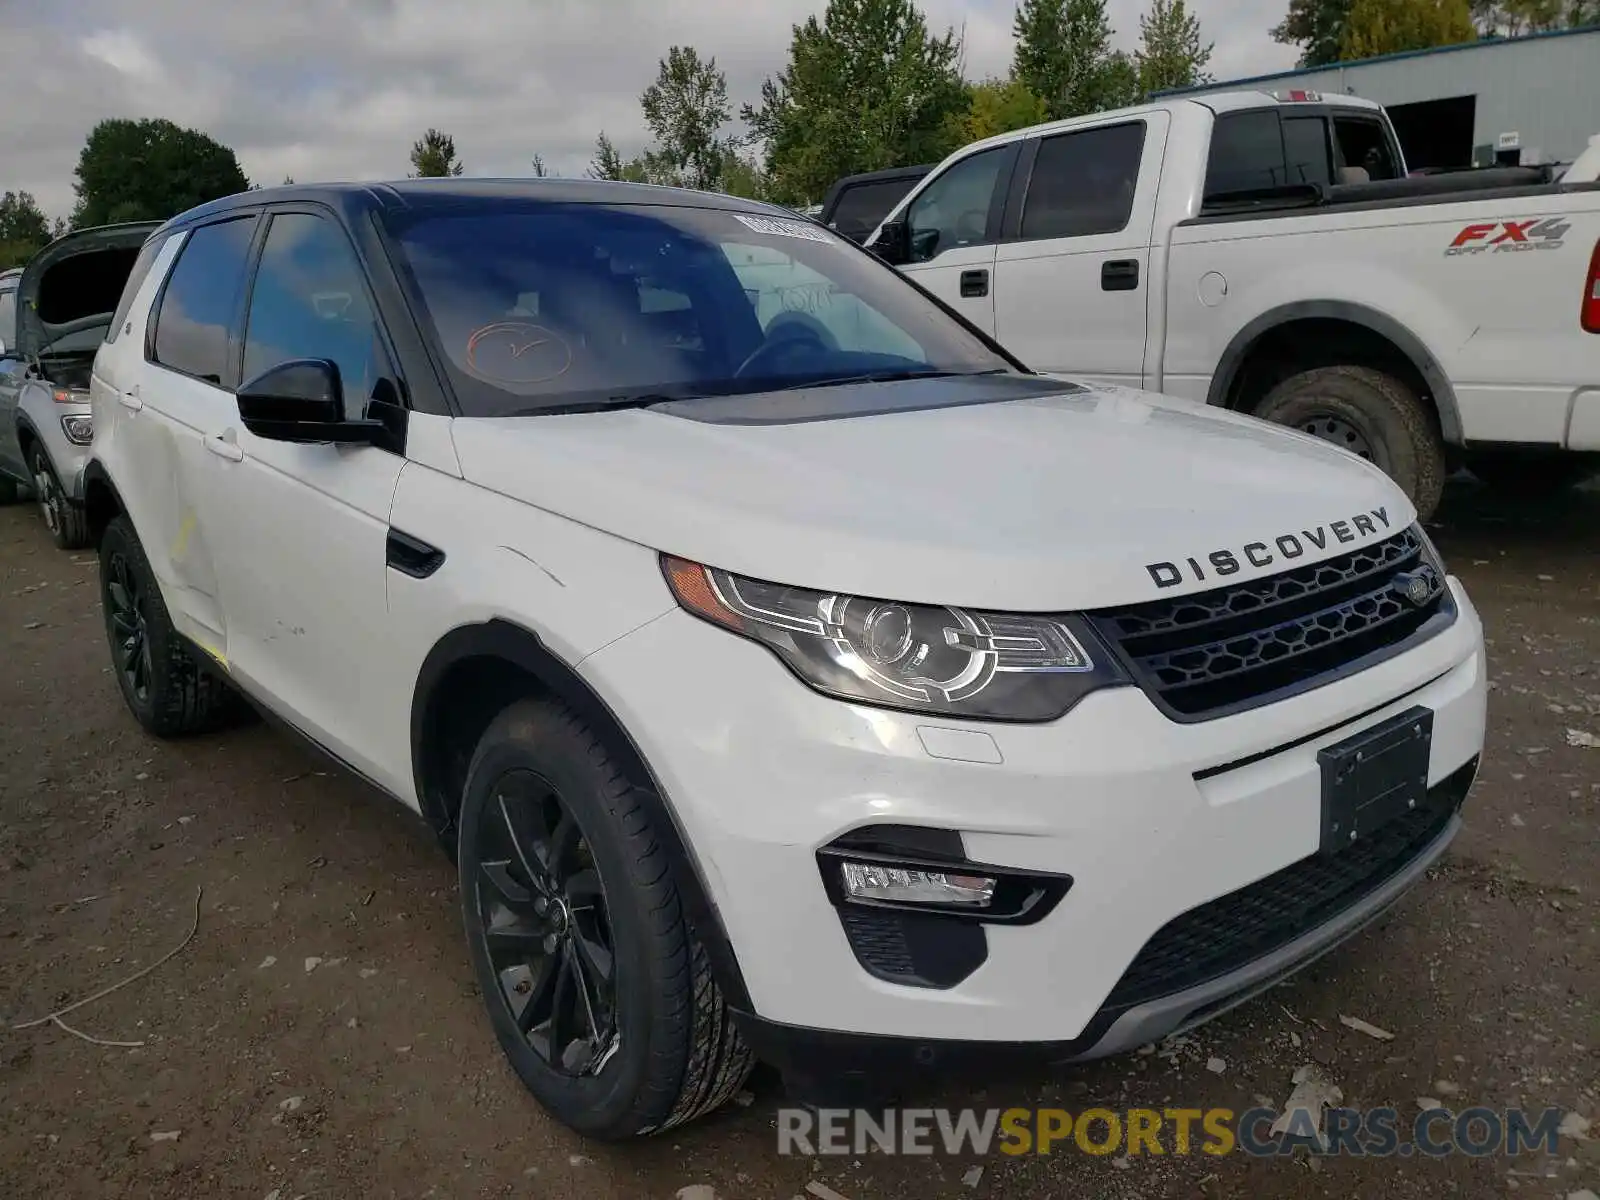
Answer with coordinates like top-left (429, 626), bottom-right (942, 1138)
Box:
top-left (451, 378), bottom-right (1416, 612)
top-left (16, 222), bottom-right (160, 359)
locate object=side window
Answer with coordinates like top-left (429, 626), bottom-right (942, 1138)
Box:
top-left (722, 241), bottom-right (924, 360)
top-left (1334, 117), bottom-right (1399, 181)
top-left (241, 212), bottom-right (392, 420)
top-left (0, 287), bottom-right (16, 351)
top-left (1205, 110), bottom-right (1286, 199)
top-left (105, 233), bottom-right (169, 345)
top-left (904, 147), bottom-right (1008, 263)
top-left (1020, 122), bottom-right (1147, 240)
top-left (1282, 116), bottom-right (1333, 188)
top-left (151, 217), bottom-right (257, 384)
top-left (829, 179), bottom-right (920, 242)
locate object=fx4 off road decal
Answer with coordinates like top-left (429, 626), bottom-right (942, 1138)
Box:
top-left (1446, 218), bottom-right (1570, 256)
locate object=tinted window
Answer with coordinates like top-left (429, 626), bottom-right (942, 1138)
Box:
top-left (385, 203), bottom-right (1012, 417)
top-left (1205, 111), bottom-right (1286, 198)
top-left (829, 178), bottom-right (922, 241)
top-left (1282, 116), bottom-right (1332, 187)
top-left (904, 147), bottom-right (1007, 262)
top-left (1334, 117), bottom-right (1400, 181)
top-left (0, 287), bottom-right (16, 350)
top-left (1021, 122), bottom-right (1147, 240)
top-left (152, 217), bottom-right (256, 383)
top-left (106, 232), bottom-right (169, 345)
top-left (242, 213), bottom-right (391, 420)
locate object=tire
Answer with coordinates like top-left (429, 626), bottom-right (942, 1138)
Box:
top-left (1252, 365), bottom-right (1447, 523)
top-left (457, 697), bottom-right (752, 1140)
top-left (1468, 451), bottom-right (1598, 497)
top-left (29, 443), bottom-right (90, 550)
top-left (98, 515), bottom-right (242, 737)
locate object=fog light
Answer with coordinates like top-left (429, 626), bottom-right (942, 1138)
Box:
top-left (840, 862), bottom-right (996, 907)
top-left (61, 415), bottom-right (93, 445)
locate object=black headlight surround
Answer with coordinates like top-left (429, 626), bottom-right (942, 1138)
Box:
top-left (661, 555), bottom-right (1132, 723)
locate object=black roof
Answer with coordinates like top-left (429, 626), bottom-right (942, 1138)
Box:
top-left (160, 177), bottom-right (797, 234)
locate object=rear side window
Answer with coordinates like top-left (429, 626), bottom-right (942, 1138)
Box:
top-left (1205, 111), bottom-right (1288, 199)
top-left (105, 232), bottom-right (169, 345)
top-left (151, 217), bottom-right (257, 384)
top-left (1282, 116), bottom-right (1332, 188)
top-left (829, 179), bottom-right (921, 240)
top-left (1334, 116), bottom-right (1400, 181)
top-left (1021, 122), bottom-right (1147, 239)
top-left (0, 286), bottom-right (16, 349)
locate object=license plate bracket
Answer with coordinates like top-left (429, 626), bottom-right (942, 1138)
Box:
top-left (1318, 706), bottom-right (1434, 854)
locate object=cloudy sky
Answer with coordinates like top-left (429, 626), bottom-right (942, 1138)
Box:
top-left (5, 0), bottom-right (1298, 220)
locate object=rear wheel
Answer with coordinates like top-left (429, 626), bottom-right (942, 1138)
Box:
top-left (99, 515), bottom-right (242, 737)
top-left (1252, 365), bottom-right (1446, 522)
top-left (29, 444), bottom-right (90, 550)
top-left (458, 698), bottom-right (752, 1139)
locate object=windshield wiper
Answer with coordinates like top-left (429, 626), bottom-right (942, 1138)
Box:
top-left (509, 393), bottom-right (684, 416)
top-left (773, 367), bottom-right (1008, 391)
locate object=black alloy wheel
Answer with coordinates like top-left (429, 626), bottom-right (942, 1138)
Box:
top-left (105, 546), bottom-right (154, 707)
top-left (470, 767), bottom-right (620, 1077)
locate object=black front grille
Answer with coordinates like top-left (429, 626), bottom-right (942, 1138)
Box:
top-left (1106, 764), bottom-right (1469, 1010)
top-left (1089, 527), bottom-right (1454, 721)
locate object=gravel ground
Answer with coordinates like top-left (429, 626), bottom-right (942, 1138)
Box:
top-left (0, 480), bottom-right (1595, 1200)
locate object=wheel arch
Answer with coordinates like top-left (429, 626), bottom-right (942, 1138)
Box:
top-left (1205, 301), bottom-right (1463, 447)
top-left (410, 618), bottom-right (753, 1012)
top-left (81, 459), bottom-right (126, 546)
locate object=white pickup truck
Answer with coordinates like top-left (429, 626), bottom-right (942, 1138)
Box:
top-left (866, 90), bottom-right (1600, 519)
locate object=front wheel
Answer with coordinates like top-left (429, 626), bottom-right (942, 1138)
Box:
top-left (29, 444), bottom-right (90, 550)
top-left (1252, 365), bottom-right (1446, 523)
top-left (458, 698), bottom-right (752, 1139)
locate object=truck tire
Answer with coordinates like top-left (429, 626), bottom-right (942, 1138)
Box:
top-left (1252, 365), bottom-right (1446, 523)
top-left (30, 444), bottom-right (91, 550)
top-left (1468, 451), bottom-right (1598, 498)
top-left (457, 697), bottom-right (753, 1140)
top-left (99, 515), bottom-right (243, 737)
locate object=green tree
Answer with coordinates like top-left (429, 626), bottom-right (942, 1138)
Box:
top-left (1340, 0), bottom-right (1477, 57)
top-left (641, 45), bottom-right (734, 192)
top-left (1012, 0), bottom-right (1132, 119)
top-left (0, 190), bottom-right (54, 270)
top-left (1136, 0), bottom-right (1214, 95)
top-left (589, 133), bottom-right (627, 181)
top-left (942, 77), bottom-right (1050, 147)
top-left (718, 149), bottom-right (772, 200)
top-left (530, 154), bottom-right (549, 178)
top-left (410, 128), bottom-right (464, 177)
top-left (744, 0), bottom-right (968, 205)
top-left (1272, 0), bottom-right (1355, 65)
top-left (72, 118), bottom-right (249, 227)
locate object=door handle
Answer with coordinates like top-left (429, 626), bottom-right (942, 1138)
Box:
top-left (1101, 260), bottom-right (1140, 291)
top-left (205, 431), bottom-right (244, 462)
top-left (959, 268), bottom-right (990, 298)
top-left (117, 387), bottom-right (143, 411)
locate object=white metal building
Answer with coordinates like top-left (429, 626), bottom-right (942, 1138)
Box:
top-left (1162, 25), bottom-right (1600, 172)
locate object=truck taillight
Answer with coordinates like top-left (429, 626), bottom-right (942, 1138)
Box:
top-left (1584, 239), bottom-right (1600, 334)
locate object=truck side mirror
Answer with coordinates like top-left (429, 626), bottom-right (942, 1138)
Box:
top-left (869, 219), bottom-right (912, 265)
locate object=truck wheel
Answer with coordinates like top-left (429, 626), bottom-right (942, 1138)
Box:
top-left (99, 516), bottom-right (243, 737)
top-left (457, 697), bottom-right (753, 1140)
top-left (30, 444), bottom-right (90, 550)
top-left (1468, 452), bottom-right (1598, 497)
top-left (1253, 365), bottom-right (1446, 523)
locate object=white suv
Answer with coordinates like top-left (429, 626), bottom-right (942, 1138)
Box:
top-left (84, 180), bottom-right (1487, 1140)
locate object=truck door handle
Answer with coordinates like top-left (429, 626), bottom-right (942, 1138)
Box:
top-left (959, 269), bottom-right (990, 298)
top-left (204, 430), bottom-right (244, 463)
top-left (117, 387), bottom-right (143, 411)
top-left (1101, 260), bottom-right (1140, 291)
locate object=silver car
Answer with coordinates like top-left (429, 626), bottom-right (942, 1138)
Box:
top-left (0, 222), bottom-right (159, 548)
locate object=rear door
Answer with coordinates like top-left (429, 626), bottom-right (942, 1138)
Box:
top-left (893, 143), bottom-right (1018, 335)
top-left (990, 113), bottom-right (1168, 386)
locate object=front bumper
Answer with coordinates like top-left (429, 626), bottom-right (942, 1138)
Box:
top-left (19, 393), bottom-right (92, 501)
top-left (582, 576), bottom-right (1486, 1050)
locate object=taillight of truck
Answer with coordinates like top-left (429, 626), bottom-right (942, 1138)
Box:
top-left (1585, 239), bottom-right (1600, 334)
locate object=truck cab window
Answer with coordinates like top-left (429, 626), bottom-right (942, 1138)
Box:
top-left (1021, 122), bottom-right (1146, 239)
top-left (1334, 117), bottom-right (1399, 181)
top-left (904, 147), bottom-right (1007, 263)
top-left (1282, 116), bottom-right (1333, 188)
top-left (1205, 110), bottom-right (1287, 199)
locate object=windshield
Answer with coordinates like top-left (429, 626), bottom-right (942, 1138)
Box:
top-left (382, 201), bottom-right (1017, 416)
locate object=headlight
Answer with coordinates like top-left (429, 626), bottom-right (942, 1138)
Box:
top-left (661, 556), bottom-right (1129, 721)
top-left (61, 414), bottom-right (94, 445)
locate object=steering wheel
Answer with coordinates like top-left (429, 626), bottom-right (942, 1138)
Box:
top-left (733, 317), bottom-right (830, 379)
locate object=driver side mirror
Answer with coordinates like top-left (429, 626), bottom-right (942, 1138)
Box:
top-left (236, 358), bottom-right (400, 451)
top-left (869, 219), bottom-right (912, 266)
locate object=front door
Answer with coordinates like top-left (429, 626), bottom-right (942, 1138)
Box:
top-left (194, 208), bottom-right (407, 789)
top-left (0, 281), bottom-right (24, 477)
top-left (894, 144), bottom-right (1015, 336)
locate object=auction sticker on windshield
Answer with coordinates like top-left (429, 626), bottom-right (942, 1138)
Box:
top-left (732, 213), bottom-right (837, 243)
